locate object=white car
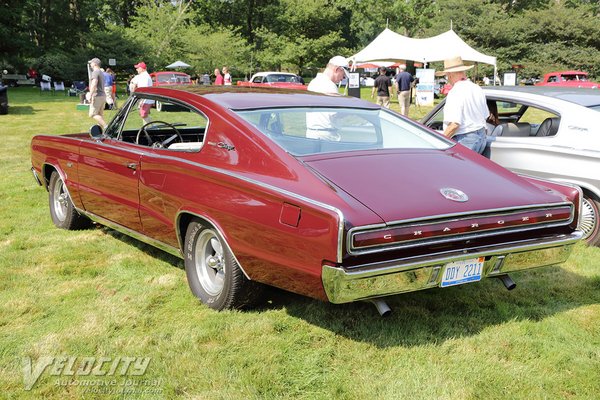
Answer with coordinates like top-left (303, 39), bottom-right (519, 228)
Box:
top-left (238, 72), bottom-right (305, 88)
top-left (422, 86), bottom-right (600, 246)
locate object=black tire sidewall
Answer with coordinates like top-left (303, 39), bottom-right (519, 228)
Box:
top-left (184, 221), bottom-right (232, 310)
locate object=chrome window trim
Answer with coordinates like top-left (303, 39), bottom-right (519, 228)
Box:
top-left (347, 202), bottom-right (574, 255)
top-left (113, 93), bottom-right (210, 153)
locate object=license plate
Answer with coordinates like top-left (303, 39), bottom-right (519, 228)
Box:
top-left (440, 257), bottom-right (485, 287)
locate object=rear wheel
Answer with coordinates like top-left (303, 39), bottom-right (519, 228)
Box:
top-left (580, 195), bottom-right (600, 246)
top-left (48, 171), bottom-right (90, 230)
top-left (184, 220), bottom-right (263, 310)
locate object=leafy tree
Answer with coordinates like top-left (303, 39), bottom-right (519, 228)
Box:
top-left (183, 24), bottom-right (252, 76)
top-left (125, 0), bottom-right (194, 69)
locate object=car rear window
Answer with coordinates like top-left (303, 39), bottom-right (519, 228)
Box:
top-left (235, 107), bottom-right (451, 155)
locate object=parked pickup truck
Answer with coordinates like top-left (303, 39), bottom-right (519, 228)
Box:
top-left (237, 72), bottom-right (307, 89)
top-left (536, 71), bottom-right (598, 89)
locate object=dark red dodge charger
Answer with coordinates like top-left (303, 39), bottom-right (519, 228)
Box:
top-left (31, 86), bottom-right (583, 315)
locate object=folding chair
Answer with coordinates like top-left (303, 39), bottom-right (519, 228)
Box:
top-left (40, 81), bottom-right (53, 94)
top-left (54, 81), bottom-right (66, 95)
top-left (69, 81), bottom-right (86, 97)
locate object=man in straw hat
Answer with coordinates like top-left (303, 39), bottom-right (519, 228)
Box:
top-left (437, 56), bottom-right (488, 154)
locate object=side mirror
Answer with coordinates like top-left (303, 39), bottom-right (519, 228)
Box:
top-left (89, 125), bottom-right (103, 139)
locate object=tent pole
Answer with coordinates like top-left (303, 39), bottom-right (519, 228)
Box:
top-left (494, 65), bottom-right (498, 86)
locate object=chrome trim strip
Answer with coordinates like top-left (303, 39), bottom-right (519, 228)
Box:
top-left (174, 211), bottom-right (252, 280)
top-left (347, 203), bottom-right (574, 255)
top-left (322, 231), bottom-right (583, 304)
top-left (76, 208), bottom-right (183, 259)
top-left (378, 202), bottom-right (574, 227)
top-left (517, 172), bottom-right (585, 232)
top-left (31, 167), bottom-right (42, 186)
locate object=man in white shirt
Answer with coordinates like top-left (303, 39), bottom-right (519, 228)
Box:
top-left (306, 55), bottom-right (348, 140)
top-left (307, 55), bottom-right (347, 95)
top-left (438, 56), bottom-right (489, 154)
top-left (130, 61), bottom-right (154, 124)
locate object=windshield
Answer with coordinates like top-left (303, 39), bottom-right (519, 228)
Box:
top-left (235, 107), bottom-right (451, 155)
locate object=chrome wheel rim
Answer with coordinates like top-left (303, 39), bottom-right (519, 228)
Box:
top-left (580, 197), bottom-right (598, 240)
top-left (52, 178), bottom-right (68, 222)
top-left (194, 229), bottom-right (225, 296)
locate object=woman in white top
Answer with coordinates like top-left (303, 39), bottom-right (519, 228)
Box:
top-left (223, 67), bottom-right (232, 85)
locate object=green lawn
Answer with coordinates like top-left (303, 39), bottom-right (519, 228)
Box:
top-left (1, 87), bottom-right (599, 399)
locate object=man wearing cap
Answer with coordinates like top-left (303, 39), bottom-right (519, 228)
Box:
top-left (307, 55), bottom-right (348, 95)
top-left (305, 56), bottom-right (348, 141)
top-left (87, 57), bottom-right (107, 129)
top-left (438, 56), bottom-right (488, 154)
top-left (130, 62), bottom-right (154, 124)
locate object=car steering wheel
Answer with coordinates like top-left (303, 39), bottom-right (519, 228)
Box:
top-left (135, 120), bottom-right (183, 148)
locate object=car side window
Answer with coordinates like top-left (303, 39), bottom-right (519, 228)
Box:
top-left (519, 106), bottom-right (557, 125)
top-left (117, 96), bottom-right (208, 151)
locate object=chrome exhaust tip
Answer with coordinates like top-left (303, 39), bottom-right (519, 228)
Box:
top-left (370, 299), bottom-right (392, 317)
top-left (497, 274), bottom-right (516, 290)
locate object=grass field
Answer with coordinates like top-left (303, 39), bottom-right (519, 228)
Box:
top-left (1, 87), bottom-right (599, 399)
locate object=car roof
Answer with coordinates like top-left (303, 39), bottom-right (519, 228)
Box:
top-left (141, 86), bottom-right (380, 110)
top-left (253, 72), bottom-right (297, 76)
top-left (545, 70), bottom-right (588, 75)
top-left (151, 71), bottom-right (189, 75)
top-left (483, 86), bottom-right (600, 108)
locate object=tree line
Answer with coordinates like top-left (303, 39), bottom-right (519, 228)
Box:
top-left (1, 0), bottom-right (599, 82)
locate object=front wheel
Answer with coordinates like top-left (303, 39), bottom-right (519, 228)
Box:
top-left (48, 171), bottom-right (90, 230)
top-left (580, 195), bottom-right (600, 246)
top-left (184, 220), bottom-right (263, 310)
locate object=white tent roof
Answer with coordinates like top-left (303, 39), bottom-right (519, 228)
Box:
top-left (165, 60), bottom-right (191, 69)
top-left (350, 28), bottom-right (496, 66)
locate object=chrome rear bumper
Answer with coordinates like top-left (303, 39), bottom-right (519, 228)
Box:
top-left (322, 231), bottom-right (583, 304)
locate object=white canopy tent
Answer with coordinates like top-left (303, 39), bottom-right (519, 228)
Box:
top-left (350, 28), bottom-right (497, 80)
top-left (165, 60), bottom-right (191, 69)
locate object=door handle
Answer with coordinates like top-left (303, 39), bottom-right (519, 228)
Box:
top-left (126, 162), bottom-right (137, 170)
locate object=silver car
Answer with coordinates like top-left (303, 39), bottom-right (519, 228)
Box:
top-left (422, 86), bottom-right (600, 246)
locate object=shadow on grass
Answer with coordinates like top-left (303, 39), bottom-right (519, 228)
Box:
top-left (100, 226), bottom-right (184, 269)
top-left (6, 105), bottom-right (36, 115)
top-left (91, 224), bottom-right (600, 348)
top-left (265, 267), bottom-right (600, 348)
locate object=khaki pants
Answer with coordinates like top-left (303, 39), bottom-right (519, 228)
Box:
top-left (88, 95), bottom-right (106, 117)
top-left (399, 90), bottom-right (411, 116)
top-left (376, 96), bottom-right (390, 109)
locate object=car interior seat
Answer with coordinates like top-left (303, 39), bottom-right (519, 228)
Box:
top-left (536, 117), bottom-right (560, 137)
top-left (490, 122), bottom-right (531, 137)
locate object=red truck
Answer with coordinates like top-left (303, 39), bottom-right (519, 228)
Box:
top-left (536, 71), bottom-right (598, 89)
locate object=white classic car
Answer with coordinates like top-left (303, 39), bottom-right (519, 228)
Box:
top-left (422, 86), bottom-right (600, 246)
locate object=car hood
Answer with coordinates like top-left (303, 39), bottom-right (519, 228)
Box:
top-left (303, 149), bottom-right (566, 223)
